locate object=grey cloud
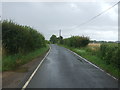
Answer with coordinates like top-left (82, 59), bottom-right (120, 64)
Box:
top-left (2, 2), bottom-right (118, 41)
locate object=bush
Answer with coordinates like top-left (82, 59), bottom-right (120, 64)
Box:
top-left (2, 20), bottom-right (46, 55)
top-left (63, 36), bottom-right (90, 48)
top-left (100, 43), bottom-right (119, 68)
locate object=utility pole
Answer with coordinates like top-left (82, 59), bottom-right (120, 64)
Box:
top-left (59, 29), bottom-right (63, 44)
top-left (59, 29), bottom-right (61, 37)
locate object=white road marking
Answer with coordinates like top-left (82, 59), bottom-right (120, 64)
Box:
top-left (21, 45), bottom-right (51, 90)
top-left (21, 45), bottom-right (118, 89)
top-left (66, 48), bottom-right (118, 81)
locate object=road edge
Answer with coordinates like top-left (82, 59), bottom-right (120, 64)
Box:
top-left (64, 47), bottom-right (118, 81)
top-left (21, 45), bottom-right (51, 90)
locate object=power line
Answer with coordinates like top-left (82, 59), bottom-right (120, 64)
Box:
top-left (70, 1), bottom-right (120, 29)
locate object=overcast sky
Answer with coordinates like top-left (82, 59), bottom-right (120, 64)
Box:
top-left (2, 1), bottom-right (118, 41)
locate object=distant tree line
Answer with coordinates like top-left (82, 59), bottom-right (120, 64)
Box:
top-left (50, 35), bottom-right (90, 47)
top-left (49, 35), bottom-right (63, 44)
top-left (2, 20), bottom-right (46, 55)
top-left (90, 40), bottom-right (119, 43)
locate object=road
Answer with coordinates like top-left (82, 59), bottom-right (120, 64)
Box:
top-left (27, 44), bottom-right (118, 88)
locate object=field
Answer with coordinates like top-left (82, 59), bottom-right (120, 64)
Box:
top-left (88, 43), bottom-right (100, 51)
top-left (88, 43), bottom-right (101, 47)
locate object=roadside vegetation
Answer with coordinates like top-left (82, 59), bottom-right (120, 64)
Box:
top-left (50, 34), bottom-right (120, 78)
top-left (62, 43), bottom-right (119, 78)
top-left (3, 46), bottom-right (49, 71)
top-left (2, 20), bottom-right (49, 71)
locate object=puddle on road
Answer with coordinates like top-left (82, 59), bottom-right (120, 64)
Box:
top-left (77, 58), bottom-right (84, 63)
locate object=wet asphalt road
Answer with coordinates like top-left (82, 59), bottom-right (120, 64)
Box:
top-left (27, 44), bottom-right (118, 88)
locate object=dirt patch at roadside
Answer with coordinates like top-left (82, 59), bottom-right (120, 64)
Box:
top-left (2, 50), bottom-right (49, 88)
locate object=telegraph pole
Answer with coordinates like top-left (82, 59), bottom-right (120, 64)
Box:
top-left (59, 29), bottom-right (61, 37)
top-left (59, 29), bottom-right (63, 44)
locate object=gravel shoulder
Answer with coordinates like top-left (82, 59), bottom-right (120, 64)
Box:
top-left (2, 50), bottom-right (49, 88)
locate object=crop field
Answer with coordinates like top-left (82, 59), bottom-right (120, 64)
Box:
top-left (88, 43), bottom-right (100, 51)
top-left (88, 43), bottom-right (101, 47)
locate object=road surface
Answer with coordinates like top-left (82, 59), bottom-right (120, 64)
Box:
top-left (27, 44), bottom-right (118, 88)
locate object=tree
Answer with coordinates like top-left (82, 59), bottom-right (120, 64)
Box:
top-left (58, 36), bottom-right (63, 44)
top-left (50, 35), bottom-right (58, 44)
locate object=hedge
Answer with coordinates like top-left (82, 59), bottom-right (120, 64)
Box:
top-left (2, 20), bottom-right (46, 55)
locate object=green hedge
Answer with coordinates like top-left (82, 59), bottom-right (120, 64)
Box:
top-left (63, 36), bottom-right (90, 48)
top-left (100, 43), bottom-right (119, 68)
top-left (2, 20), bottom-right (46, 55)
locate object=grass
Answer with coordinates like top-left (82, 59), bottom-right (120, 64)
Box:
top-left (2, 45), bottom-right (49, 71)
top-left (59, 44), bottom-right (120, 79)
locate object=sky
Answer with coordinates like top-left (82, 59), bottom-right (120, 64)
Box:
top-left (1, 0), bottom-right (118, 41)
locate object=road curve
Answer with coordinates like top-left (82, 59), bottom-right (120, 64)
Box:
top-left (27, 44), bottom-right (118, 88)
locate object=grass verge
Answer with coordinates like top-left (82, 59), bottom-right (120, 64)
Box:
top-left (2, 45), bottom-right (49, 71)
top-left (59, 44), bottom-right (120, 79)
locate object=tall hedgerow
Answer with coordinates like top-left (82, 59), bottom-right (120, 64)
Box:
top-left (2, 20), bottom-right (46, 55)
